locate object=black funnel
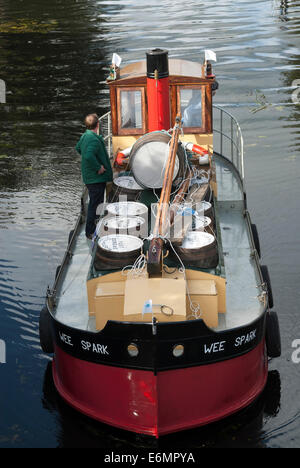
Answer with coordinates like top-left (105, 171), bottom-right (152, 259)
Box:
top-left (146, 49), bottom-right (169, 79)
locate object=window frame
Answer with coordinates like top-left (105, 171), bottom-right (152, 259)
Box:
top-left (176, 84), bottom-right (211, 134)
top-left (116, 86), bottom-right (147, 136)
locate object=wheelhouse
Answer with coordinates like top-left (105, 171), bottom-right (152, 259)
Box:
top-left (108, 57), bottom-right (215, 155)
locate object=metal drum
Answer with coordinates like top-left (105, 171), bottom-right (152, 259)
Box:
top-left (99, 216), bottom-right (147, 238)
top-left (105, 201), bottom-right (148, 221)
top-left (129, 132), bottom-right (186, 189)
top-left (195, 201), bottom-right (213, 219)
top-left (108, 175), bottom-right (143, 202)
top-left (95, 235), bottom-right (144, 270)
top-left (173, 231), bottom-right (218, 269)
top-left (189, 215), bottom-right (213, 233)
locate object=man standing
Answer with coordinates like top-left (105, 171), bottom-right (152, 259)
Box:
top-left (76, 113), bottom-right (113, 239)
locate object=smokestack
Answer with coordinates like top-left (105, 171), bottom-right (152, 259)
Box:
top-left (146, 49), bottom-right (170, 132)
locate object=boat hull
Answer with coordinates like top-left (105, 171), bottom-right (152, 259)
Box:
top-left (52, 340), bottom-right (268, 437)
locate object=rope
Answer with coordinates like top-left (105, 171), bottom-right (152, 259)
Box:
top-left (153, 235), bottom-right (202, 319)
top-left (167, 239), bottom-right (202, 319)
top-left (121, 251), bottom-right (147, 278)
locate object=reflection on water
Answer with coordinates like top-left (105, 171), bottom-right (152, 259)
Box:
top-left (0, 0), bottom-right (299, 448)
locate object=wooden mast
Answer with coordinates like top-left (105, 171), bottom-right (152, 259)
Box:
top-left (147, 114), bottom-right (182, 277)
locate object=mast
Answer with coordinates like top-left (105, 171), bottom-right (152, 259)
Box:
top-left (147, 114), bottom-right (182, 277)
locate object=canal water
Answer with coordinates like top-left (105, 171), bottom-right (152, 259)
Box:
top-left (0, 0), bottom-right (299, 448)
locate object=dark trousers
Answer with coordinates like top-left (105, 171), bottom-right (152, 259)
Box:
top-left (86, 182), bottom-right (106, 237)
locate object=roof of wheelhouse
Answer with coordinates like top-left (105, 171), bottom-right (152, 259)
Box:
top-left (110, 59), bottom-right (210, 85)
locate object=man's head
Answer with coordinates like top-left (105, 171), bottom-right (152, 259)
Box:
top-left (85, 113), bottom-right (99, 131)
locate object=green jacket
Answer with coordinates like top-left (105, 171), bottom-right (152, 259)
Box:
top-left (75, 130), bottom-right (113, 185)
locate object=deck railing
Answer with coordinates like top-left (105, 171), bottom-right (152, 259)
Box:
top-left (99, 106), bottom-right (245, 181)
top-left (212, 105), bottom-right (244, 182)
top-left (99, 111), bottom-right (112, 158)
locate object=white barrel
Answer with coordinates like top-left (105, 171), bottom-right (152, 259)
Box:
top-left (98, 234), bottom-right (143, 254)
top-left (100, 216), bottom-right (147, 238)
top-left (195, 201), bottom-right (212, 217)
top-left (109, 176), bottom-right (143, 202)
top-left (189, 216), bottom-right (212, 232)
top-left (106, 201), bottom-right (148, 219)
top-left (114, 176), bottom-right (143, 191)
top-left (173, 231), bottom-right (218, 269)
top-left (181, 231), bottom-right (215, 249)
top-left (95, 234), bottom-right (144, 270)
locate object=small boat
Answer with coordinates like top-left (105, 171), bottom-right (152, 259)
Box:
top-left (39, 49), bottom-right (281, 437)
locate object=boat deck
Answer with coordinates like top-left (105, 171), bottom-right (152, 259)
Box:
top-left (54, 153), bottom-right (264, 333)
top-left (214, 154), bottom-right (263, 330)
top-left (55, 230), bottom-right (92, 330)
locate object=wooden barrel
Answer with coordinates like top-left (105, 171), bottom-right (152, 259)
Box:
top-left (99, 216), bottom-right (147, 238)
top-left (95, 235), bottom-right (144, 271)
top-left (189, 216), bottom-right (213, 233)
top-left (108, 176), bottom-right (143, 202)
top-left (173, 231), bottom-right (218, 269)
top-left (105, 201), bottom-right (148, 221)
top-left (195, 200), bottom-right (213, 219)
top-left (129, 131), bottom-right (186, 189)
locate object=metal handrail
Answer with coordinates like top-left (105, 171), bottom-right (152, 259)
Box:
top-left (99, 106), bottom-right (245, 181)
top-left (99, 111), bottom-right (112, 158)
top-left (212, 104), bottom-right (244, 181)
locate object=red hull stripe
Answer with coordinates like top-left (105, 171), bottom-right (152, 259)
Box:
top-left (52, 341), bottom-right (268, 436)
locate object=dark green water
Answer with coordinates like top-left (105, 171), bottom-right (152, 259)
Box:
top-left (0, 0), bottom-right (299, 448)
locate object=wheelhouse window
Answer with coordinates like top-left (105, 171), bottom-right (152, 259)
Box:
top-left (179, 87), bottom-right (203, 129)
top-left (175, 84), bottom-right (213, 133)
top-left (117, 87), bottom-right (146, 135)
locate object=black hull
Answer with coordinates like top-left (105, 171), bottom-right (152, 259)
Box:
top-left (50, 309), bottom-right (267, 372)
